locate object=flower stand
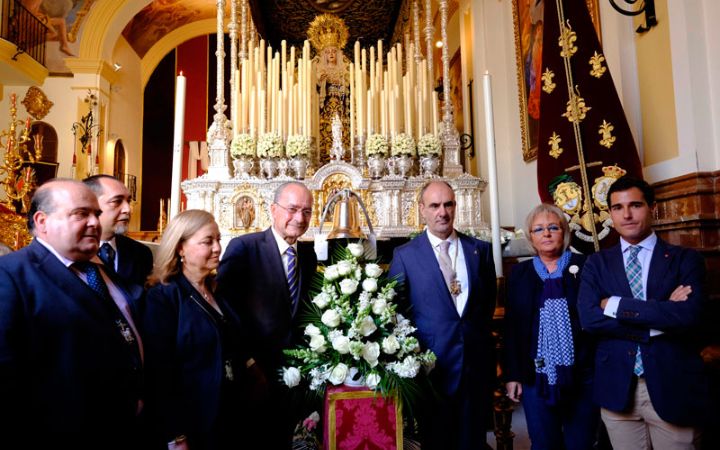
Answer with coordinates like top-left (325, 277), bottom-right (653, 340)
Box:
top-left (323, 385), bottom-right (402, 450)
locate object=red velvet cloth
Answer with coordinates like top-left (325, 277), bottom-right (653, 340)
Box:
top-left (323, 385), bottom-right (401, 450)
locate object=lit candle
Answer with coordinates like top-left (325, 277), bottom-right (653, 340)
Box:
top-left (483, 71), bottom-right (502, 276)
top-left (170, 71), bottom-right (186, 220)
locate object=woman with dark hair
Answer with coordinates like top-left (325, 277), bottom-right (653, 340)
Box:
top-left (144, 210), bottom-right (250, 450)
top-left (504, 204), bottom-right (598, 450)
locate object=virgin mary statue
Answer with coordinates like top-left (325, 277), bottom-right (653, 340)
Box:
top-left (308, 14), bottom-right (351, 164)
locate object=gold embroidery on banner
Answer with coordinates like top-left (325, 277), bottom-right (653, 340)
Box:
top-left (548, 132), bottom-right (563, 158)
top-left (542, 68), bottom-right (556, 94)
top-left (589, 52), bottom-right (607, 78)
top-left (558, 21), bottom-right (578, 59)
top-left (591, 165), bottom-right (627, 223)
top-left (562, 89), bottom-right (591, 123)
top-left (598, 120), bottom-right (616, 148)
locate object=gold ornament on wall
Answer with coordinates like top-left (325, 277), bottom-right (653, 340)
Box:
top-left (21, 87), bottom-right (54, 120)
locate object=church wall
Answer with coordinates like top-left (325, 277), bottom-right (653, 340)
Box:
top-left (108, 36), bottom-right (144, 231)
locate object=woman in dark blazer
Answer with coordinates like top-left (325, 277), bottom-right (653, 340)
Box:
top-left (504, 204), bottom-right (598, 450)
top-left (144, 210), bottom-right (251, 450)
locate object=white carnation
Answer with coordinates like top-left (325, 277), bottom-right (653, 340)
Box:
top-left (312, 292), bottom-right (331, 309)
top-left (347, 243), bottom-right (364, 258)
top-left (382, 335), bottom-right (400, 355)
top-left (331, 334), bottom-right (351, 354)
top-left (304, 324), bottom-right (321, 336)
top-left (282, 367), bottom-right (301, 388)
top-left (337, 260), bottom-right (353, 276)
top-left (309, 334), bottom-right (327, 353)
top-left (321, 309), bottom-right (341, 328)
top-left (371, 297), bottom-right (387, 315)
top-left (328, 363), bottom-right (349, 385)
top-left (358, 316), bottom-right (377, 336)
top-left (362, 278), bottom-right (378, 293)
top-left (339, 279), bottom-right (359, 295)
top-left (324, 265), bottom-right (340, 281)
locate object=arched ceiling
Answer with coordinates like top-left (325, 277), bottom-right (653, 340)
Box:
top-left (121, 0), bottom-right (403, 59)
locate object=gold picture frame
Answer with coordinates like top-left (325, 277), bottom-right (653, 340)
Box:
top-left (511, 0), bottom-right (601, 162)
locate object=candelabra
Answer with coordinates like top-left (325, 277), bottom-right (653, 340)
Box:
top-left (71, 90), bottom-right (101, 154)
top-left (0, 94), bottom-right (40, 212)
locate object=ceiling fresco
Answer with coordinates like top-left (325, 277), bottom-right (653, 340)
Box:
top-left (122, 0), bottom-right (403, 58)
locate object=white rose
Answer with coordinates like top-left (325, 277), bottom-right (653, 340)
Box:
top-left (358, 316), bottom-right (377, 336)
top-left (331, 334), bottom-right (351, 354)
top-left (282, 367), bottom-right (301, 388)
top-left (362, 278), bottom-right (378, 293)
top-left (337, 260), bottom-right (353, 276)
top-left (347, 243), bottom-right (364, 258)
top-left (309, 334), bottom-right (327, 353)
top-left (339, 279), bottom-right (359, 295)
top-left (312, 292), bottom-right (331, 309)
top-left (364, 263), bottom-right (383, 278)
top-left (304, 324), bottom-right (321, 336)
top-left (362, 342), bottom-right (380, 367)
top-left (324, 265), bottom-right (340, 281)
top-left (371, 297), bottom-right (387, 315)
top-left (328, 363), bottom-right (349, 385)
top-left (365, 372), bottom-right (381, 390)
top-left (321, 309), bottom-right (341, 328)
top-left (382, 335), bottom-right (400, 354)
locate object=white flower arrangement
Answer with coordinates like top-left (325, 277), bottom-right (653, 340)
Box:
top-left (365, 133), bottom-right (389, 157)
top-left (417, 133), bottom-right (442, 157)
top-left (230, 133), bottom-right (256, 158)
top-left (390, 133), bottom-right (416, 157)
top-left (256, 131), bottom-right (284, 158)
top-left (283, 244), bottom-right (436, 401)
top-left (285, 134), bottom-right (312, 158)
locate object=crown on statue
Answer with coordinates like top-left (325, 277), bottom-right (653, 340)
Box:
top-left (308, 13), bottom-right (349, 52)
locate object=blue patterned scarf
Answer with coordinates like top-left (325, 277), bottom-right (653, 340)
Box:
top-left (532, 250), bottom-right (575, 404)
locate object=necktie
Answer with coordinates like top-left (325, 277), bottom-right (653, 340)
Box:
top-left (287, 246), bottom-right (299, 310)
top-left (438, 240), bottom-right (457, 297)
top-left (625, 245), bottom-right (645, 376)
top-left (74, 261), bottom-right (140, 354)
top-left (98, 243), bottom-right (116, 271)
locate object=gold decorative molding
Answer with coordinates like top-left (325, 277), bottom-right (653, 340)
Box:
top-left (64, 58), bottom-right (120, 84)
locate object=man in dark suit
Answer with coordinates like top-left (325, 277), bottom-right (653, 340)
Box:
top-left (83, 175), bottom-right (153, 288)
top-left (217, 181), bottom-right (316, 449)
top-left (0, 179), bottom-right (144, 449)
top-left (388, 180), bottom-right (497, 450)
top-left (578, 177), bottom-right (709, 449)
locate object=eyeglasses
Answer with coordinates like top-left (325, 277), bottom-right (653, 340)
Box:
top-left (530, 225), bottom-right (562, 235)
top-left (275, 202), bottom-right (312, 218)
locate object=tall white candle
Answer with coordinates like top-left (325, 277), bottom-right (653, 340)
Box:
top-left (170, 72), bottom-right (186, 220)
top-left (483, 71), bottom-right (502, 277)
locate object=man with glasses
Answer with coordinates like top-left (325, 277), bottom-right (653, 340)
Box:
top-left (217, 181), bottom-right (316, 449)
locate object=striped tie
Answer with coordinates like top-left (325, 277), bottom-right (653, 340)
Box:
top-left (625, 245), bottom-right (645, 376)
top-left (287, 246), bottom-right (299, 310)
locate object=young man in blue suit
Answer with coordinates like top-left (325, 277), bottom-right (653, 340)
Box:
top-left (389, 180), bottom-right (497, 450)
top-left (217, 181), bottom-right (316, 449)
top-left (0, 179), bottom-right (144, 449)
top-left (83, 175), bottom-right (153, 289)
top-left (578, 177), bottom-right (709, 449)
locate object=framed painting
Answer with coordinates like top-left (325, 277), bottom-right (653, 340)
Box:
top-left (511, 0), bottom-right (601, 162)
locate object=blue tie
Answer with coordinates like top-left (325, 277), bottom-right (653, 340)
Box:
top-left (98, 243), bottom-right (116, 272)
top-left (625, 246), bottom-right (645, 376)
top-left (287, 246), bottom-right (299, 310)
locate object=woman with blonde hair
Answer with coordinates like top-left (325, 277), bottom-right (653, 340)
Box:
top-left (144, 209), bottom-right (250, 450)
top-left (504, 204), bottom-right (598, 450)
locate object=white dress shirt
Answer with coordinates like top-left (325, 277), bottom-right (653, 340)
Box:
top-left (426, 230), bottom-right (469, 315)
top-left (271, 227), bottom-right (298, 277)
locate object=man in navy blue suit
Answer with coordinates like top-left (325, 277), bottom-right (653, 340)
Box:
top-left (0, 179), bottom-right (144, 449)
top-left (389, 180), bottom-right (497, 450)
top-left (84, 175), bottom-right (153, 289)
top-left (578, 177), bottom-right (709, 449)
top-left (217, 181), bottom-right (316, 449)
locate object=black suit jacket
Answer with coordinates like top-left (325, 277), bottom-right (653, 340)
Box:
top-left (115, 234), bottom-right (154, 288)
top-left (388, 231), bottom-right (497, 400)
top-left (578, 238), bottom-right (710, 426)
top-left (0, 240), bottom-right (143, 448)
top-left (216, 228), bottom-right (317, 375)
top-left (504, 253), bottom-right (594, 384)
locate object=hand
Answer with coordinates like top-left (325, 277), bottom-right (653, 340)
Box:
top-left (168, 439), bottom-right (189, 450)
top-left (247, 361), bottom-right (270, 402)
top-left (506, 381), bottom-right (522, 402)
top-left (669, 285), bottom-right (692, 302)
top-left (600, 297), bottom-right (609, 310)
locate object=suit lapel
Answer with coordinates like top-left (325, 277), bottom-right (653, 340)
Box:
top-left (647, 239), bottom-right (673, 300)
top-left (459, 234), bottom-right (479, 317)
top-left (262, 228), bottom-right (292, 309)
top-left (608, 244), bottom-right (633, 297)
top-left (115, 235), bottom-right (131, 279)
top-left (418, 232), bottom-right (458, 314)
